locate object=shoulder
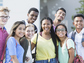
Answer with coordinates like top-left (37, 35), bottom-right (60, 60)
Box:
top-left (68, 31), bottom-right (74, 38)
top-left (7, 37), bottom-right (16, 44)
top-left (67, 38), bottom-right (74, 46)
top-left (8, 37), bottom-right (15, 40)
top-left (20, 37), bottom-right (28, 45)
top-left (66, 38), bottom-right (75, 49)
top-left (67, 38), bottom-right (74, 43)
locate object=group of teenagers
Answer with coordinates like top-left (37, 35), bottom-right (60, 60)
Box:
top-left (0, 5), bottom-right (84, 63)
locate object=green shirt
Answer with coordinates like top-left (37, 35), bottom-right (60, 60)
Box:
top-left (58, 39), bottom-right (75, 63)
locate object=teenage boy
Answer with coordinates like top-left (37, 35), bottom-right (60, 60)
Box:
top-left (0, 6), bottom-right (10, 62)
top-left (24, 7), bottom-right (39, 33)
top-left (68, 14), bottom-right (84, 60)
top-left (53, 8), bottom-right (66, 30)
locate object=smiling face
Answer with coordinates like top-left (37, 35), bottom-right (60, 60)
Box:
top-left (73, 17), bottom-right (84, 30)
top-left (27, 11), bottom-right (38, 24)
top-left (0, 11), bottom-right (9, 26)
top-left (25, 26), bottom-right (35, 39)
top-left (56, 25), bottom-right (67, 38)
top-left (41, 19), bottom-right (52, 33)
top-left (55, 10), bottom-right (66, 22)
top-left (15, 24), bottom-right (25, 38)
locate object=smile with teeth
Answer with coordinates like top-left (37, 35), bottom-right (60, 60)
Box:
top-left (58, 33), bottom-right (63, 36)
top-left (20, 33), bottom-right (24, 36)
top-left (45, 28), bottom-right (49, 30)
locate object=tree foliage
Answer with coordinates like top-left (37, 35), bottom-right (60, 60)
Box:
top-left (75, 0), bottom-right (84, 15)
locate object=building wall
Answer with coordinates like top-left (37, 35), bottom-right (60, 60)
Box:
top-left (3, 0), bottom-right (40, 33)
top-left (40, 0), bottom-right (80, 33)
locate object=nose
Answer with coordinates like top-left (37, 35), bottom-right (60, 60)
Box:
top-left (33, 16), bottom-right (36, 20)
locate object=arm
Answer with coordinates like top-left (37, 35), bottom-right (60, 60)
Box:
top-left (11, 55), bottom-right (19, 63)
top-left (68, 48), bottom-right (74, 63)
top-left (31, 42), bottom-right (35, 50)
top-left (82, 42), bottom-right (84, 47)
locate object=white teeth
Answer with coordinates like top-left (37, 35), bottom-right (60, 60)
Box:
top-left (45, 28), bottom-right (48, 30)
top-left (58, 34), bottom-right (63, 36)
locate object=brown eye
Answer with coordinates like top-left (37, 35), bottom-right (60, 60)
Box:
top-left (19, 27), bottom-right (22, 30)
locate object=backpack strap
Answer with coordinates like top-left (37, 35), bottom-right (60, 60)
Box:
top-left (82, 33), bottom-right (84, 42)
top-left (71, 31), bottom-right (76, 41)
top-left (33, 33), bottom-right (38, 62)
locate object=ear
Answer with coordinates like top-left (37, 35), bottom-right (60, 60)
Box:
top-left (55, 14), bottom-right (56, 17)
top-left (73, 22), bottom-right (74, 26)
top-left (27, 13), bottom-right (29, 17)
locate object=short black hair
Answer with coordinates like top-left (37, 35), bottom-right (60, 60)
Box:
top-left (28, 7), bottom-right (39, 14)
top-left (73, 14), bottom-right (84, 20)
top-left (56, 7), bottom-right (66, 14)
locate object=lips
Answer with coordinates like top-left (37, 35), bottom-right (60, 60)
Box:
top-left (19, 33), bottom-right (24, 37)
top-left (45, 28), bottom-right (49, 31)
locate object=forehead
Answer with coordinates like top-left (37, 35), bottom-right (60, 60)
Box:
top-left (74, 17), bottom-right (84, 21)
top-left (42, 19), bottom-right (51, 23)
top-left (0, 11), bottom-right (9, 16)
top-left (57, 10), bottom-right (66, 14)
top-left (17, 24), bottom-right (25, 28)
top-left (57, 25), bottom-right (65, 29)
top-left (29, 11), bottom-right (38, 15)
top-left (26, 26), bottom-right (34, 30)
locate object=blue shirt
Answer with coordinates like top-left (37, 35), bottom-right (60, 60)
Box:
top-left (5, 37), bottom-right (24, 63)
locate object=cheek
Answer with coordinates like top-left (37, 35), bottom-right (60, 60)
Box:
top-left (55, 32), bottom-right (57, 35)
top-left (32, 32), bottom-right (34, 35)
top-left (25, 32), bottom-right (29, 36)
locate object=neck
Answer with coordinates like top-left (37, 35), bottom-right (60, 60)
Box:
top-left (53, 19), bottom-right (61, 26)
top-left (0, 25), bottom-right (4, 30)
top-left (76, 28), bottom-right (82, 33)
top-left (42, 31), bottom-right (50, 35)
top-left (14, 36), bottom-right (20, 43)
top-left (59, 36), bottom-right (67, 43)
top-left (42, 31), bottom-right (51, 40)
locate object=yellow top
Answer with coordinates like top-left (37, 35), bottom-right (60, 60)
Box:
top-left (31, 33), bottom-right (58, 61)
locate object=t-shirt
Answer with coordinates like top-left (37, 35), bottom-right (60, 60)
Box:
top-left (58, 39), bottom-right (75, 63)
top-left (68, 28), bottom-right (84, 60)
top-left (5, 37), bottom-right (24, 63)
top-left (31, 33), bottom-right (56, 61)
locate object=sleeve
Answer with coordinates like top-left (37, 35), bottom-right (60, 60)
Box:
top-left (31, 33), bottom-right (38, 44)
top-left (67, 39), bottom-right (75, 49)
top-left (7, 37), bottom-right (16, 55)
top-left (68, 32), bottom-right (73, 38)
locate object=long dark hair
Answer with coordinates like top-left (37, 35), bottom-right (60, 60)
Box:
top-left (55, 24), bottom-right (68, 42)
top-left (40, 17), bottom-right (58, 57)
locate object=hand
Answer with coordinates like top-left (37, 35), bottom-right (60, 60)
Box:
top-left (82, 42), bottom-right (84, 47)
top-left (25, 57), bottom-right (30, 62)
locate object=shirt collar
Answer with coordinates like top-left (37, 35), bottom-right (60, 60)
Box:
top-left (0, 26), bottom-right (6, 30)
top-left (74, 28), bottom-right (84, 34)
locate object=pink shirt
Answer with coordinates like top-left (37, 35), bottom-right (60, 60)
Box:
top-left (0, 27), bottom-right (8, 58)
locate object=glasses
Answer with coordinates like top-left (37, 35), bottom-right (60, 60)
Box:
top-left (56, 28), bottom-right (65, 32)
top-left (0, 16), bottom-right (10, 19)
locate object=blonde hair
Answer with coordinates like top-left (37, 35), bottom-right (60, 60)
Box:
top-left (26, 24), bottom-right (34, 29)
top-left (0, 6), bottom-right (10, 14)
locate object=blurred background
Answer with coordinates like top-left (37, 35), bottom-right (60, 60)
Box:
top-left (1, 0), bottom-right (83, 33)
